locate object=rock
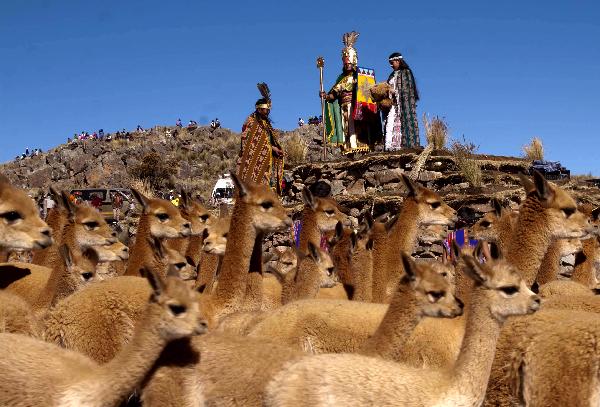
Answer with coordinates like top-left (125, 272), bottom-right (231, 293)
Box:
top-left (418, 170), bottom-right (442, 182)
top-left (330, 180), bottom-right (345, 196)
top-left (347, 179), bottom-right (365, 195)
top-left (375, 168), bottom-right (404, 185)
top-left (349, 208), bottom-right (361, 217)
top-left (29, 167), bottom-right (52, 188)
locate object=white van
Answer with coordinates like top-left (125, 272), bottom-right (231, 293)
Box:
top-left (211, 174), bottom-right (235, 205)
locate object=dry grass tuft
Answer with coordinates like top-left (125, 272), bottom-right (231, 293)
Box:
top-left (522, 137), bottom-right (544, 161)
top-left (129, 178), bottom-right (155, 199)
top-left (450, 136), bottom-right (482, 188)
top-left (281, 133), bottom-right (309, 167)
top-left (423, 114), bottom-right (448, 150)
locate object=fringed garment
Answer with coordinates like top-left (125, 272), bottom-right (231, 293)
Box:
top-left (237, 112), bottom-right (284, 195)
top-left (385, 68), bottom-right (420, 150)
top-left (325, 70), bottom-right (382, 156)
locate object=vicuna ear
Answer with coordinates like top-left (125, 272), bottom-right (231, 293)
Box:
top-left (196, 284), bottom-right (207, 294)
top-left (363, 212), bottom-right (374, 231)
top-left (301, 187), bottom-right (317, 209)
top-left (230, 173), bottom-right (248, 199)
top-left (185, 255), bottom-right (197, 269)
top-left (131, 189), bottom-right (150, 211)
top-left (141, 267), bottom-right (166, 297)
top-left (442, 244), bottom-right (449, 265)
top-left (592, 207), bottom-right (600, 222)
top-left (82, 247), bottom-right (99, 267)
top-left (385, 213), bottom-right (400, 233)
top-left (366, 238), bottom-right (374, 251)
top-left (401, 174), bottom-right (420, 198)
top-left (532, 170), bottom-right (554, 201)
top-left (307, 241), bottom-right (320, 262)
top-left (328, 221), bottom-right (344, 247)
top-left (518, 173), bottom-right (536, 195)
top-left (491, 198), bottom-right (503, 217)
top-left (574, 251), bottom-right (587, 267)
top-left (374, 212), bottom-right (390, 224)
top-left (350, 231), bottom-right (358, 252)
top-left (147, 237), bottom-right (166, 260)
top-left (179, 189), bottom-right (190, 210)
top-left (460, 254), bottom-right (488, 285)
top-left (61, 191), bottom-right (77, 220)
top-left (49, 187), bottom-right (63, 208)
top-left (400, 252), bottom-right (417, 281)
top-left (451, 239), bottom-right (461, 260)
top-left (59, 244), bottom-right (73, 269)
top-left (487, 241), bottom-right (502, 261)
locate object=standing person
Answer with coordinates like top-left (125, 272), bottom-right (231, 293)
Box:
top-left (90, 193), bottom-right (102, 210)
top-left (384, 52), bottom-right (420, 150)
top-left (298, 117), bottom-right (305, 127)
top-left (237, 82), bottom-right (285, 195)
top-left (320, 31), bottom-right (382, 157)
top-left (43, 193), bottom-right (55, 219)
top-left (176, 118), bottom-right (182, 128)
top-left (112, 192), bottom-right (123, 222)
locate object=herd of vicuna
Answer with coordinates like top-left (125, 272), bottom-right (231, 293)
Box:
top-left (0, 169), bottom-right (599, 406)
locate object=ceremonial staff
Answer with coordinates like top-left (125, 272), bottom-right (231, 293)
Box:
top-left (317, 56), bottom-right (326, 160)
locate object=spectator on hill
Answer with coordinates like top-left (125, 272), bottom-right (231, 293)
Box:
top-left (176, 118), bottom-right (182, 128)
top-left (98, 129), bottom-right (104, 138)
top-left (136, 125), bottom-right (144, 133)
top-left (215, 118), bottom-right (220, 128)
top-left (43, 193), bottom-right (55, 219)
top-left (298, 117), bottom-right (305, 127)
top-left (25, 148), bottom-right (29, 156)
top-left (112, 192), bottom-right (123, 222)
top-left (210, 119), bottom-right (216, 129)
top-left (90, 194), bottom-right (103, 210)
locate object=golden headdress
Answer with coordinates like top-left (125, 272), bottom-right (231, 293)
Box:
top-left (341, 31), bottom-right (359, 66)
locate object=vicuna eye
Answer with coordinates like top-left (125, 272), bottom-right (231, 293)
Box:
top-left (81, 272), bottom-right (94, 281)
top-left (168, 304), bottom-right (187, 315)
top-left (441, 272), bottom-right (448, 277)
top-left (174, 262), bottom-right (186, 270)
top-left (500, 286), bottom-right (519, 295)
top-left (222, 233), bottom-right (228, 238)
top-left (326, 267), bottom-right (335, 276)
top-left (0, 211), bottom-right (22, 223)
top-left (84, 221), bottom-right (99, 230)
top-left (479, 220), bottom-right (491, 228)
top-left (427, 291), bottom-right (444, 301)
top-left (261, 202), bottom-right (274, 210)
top-left (200, 214), bottom-right (210, 221)
top-left (156, 213), bottom-right (169, 221)
top-left (562, 208), bottom-right (575, 218)
top-left (324, 209), bottom-right (335, 216)
top-left (430, 202), bottom-right (441, 209)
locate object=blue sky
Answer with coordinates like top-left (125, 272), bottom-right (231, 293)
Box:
top-left (1, 0), bottom-right (599, 174)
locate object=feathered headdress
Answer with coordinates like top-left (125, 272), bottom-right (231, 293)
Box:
top-left (341, 31), bottom-right (359, 66)
top-left (255, 82), bottom-right (272, 109)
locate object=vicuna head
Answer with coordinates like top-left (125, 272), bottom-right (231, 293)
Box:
top-left (202, 216), bottom-right (230, 255)
top-left (301, 187), bottom-right (348, 232)
top-left (303, 241), bottom-right (337, 289)
top-left (400, 252), bottom-right (463, 318)
top-left (178, 190), bottom-right (212, 236)
top-left (265, 247), bottom-right (298, 281)
top-left (132, 189), bottom-right (192, 239)
top-left (519, 170), bottom-right (590, 239)
top-left (471, 198), bottom-right (513, 242)
top-left (231, 174), bottom-right (292, 232)
top-left (0, 177), bottom-right (52, 250)
top-left (140, 267), bottom-right (208, 340)
top-left (401, 174), bottom-right (457, 226)
top-left (93, 241), bottom-right (129, 262)
top-left (148, 237), bottom-right (197, 281)
top-left (59, 244), bottom-right (99, 286)
top-left (61, 192), bottom-right (117, 248)
top-left (461, 242), bottom-right (540, 322)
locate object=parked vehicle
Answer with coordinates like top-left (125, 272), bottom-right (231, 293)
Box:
top-left (69, 188), bottom-right (132, 221)
top-left (211, 174), bottom-right (235, 206)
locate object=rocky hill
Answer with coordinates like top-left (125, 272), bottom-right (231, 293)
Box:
top-left (2, 123), bottom-right (599, 264)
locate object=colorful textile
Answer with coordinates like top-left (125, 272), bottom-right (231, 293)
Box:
top-left (324, 67), bottom-right (383, 155)
top-left (291, 219), bottom-right (330, 252)
top-left (385, 68), bottom-right (420, 149)
top-left (443, 229), bottom-right (478, 263)
top-left (238, 112), bottom-right (284, 194)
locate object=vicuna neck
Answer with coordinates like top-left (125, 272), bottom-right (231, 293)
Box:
top-left (298, 208), bottom-right (321, 254)
top-left (126, 213), bottom-right (153, 277)
top-left (360, 280), bottom-right (421, 358)
top-left (290, 257), bottom-right (322, 301)
top-left (535, 240), bottom-right (561, 285)
top-left (507, 197), bottom-right (552, 286)
top-left (571, 238), bottom-right (595, 286)
top-left (93, 304), bottom-right (170, 406)
top-left (451, 288), bottom-right (502, 405)
top-left (371, 223), bottom-right (391, 302)
top-left (243, 232), bottom-right (265, 311)
top-left (213, 201), bottom-right (257, 310)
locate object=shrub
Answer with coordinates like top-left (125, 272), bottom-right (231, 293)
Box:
top-left (281, 133), bottom-right (309, 167)
top-left (423, 114), bottom-right (448, 150)
top-left (522, 137), bottom-right (544, 161)
top-left (129, 151), bottom-right (177, 190)
top-left (129, 177), bottom-right (155, 199)
top-left (450, 136), bottom-right (482, 188)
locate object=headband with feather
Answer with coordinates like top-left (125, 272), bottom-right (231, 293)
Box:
top-left (255, 82), bottom-right (272, 108)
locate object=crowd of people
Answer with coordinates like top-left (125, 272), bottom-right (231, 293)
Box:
top-left (15, 147), bottom-right (43, 161)
top-left (297, 116), bottom-right (323, 127)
